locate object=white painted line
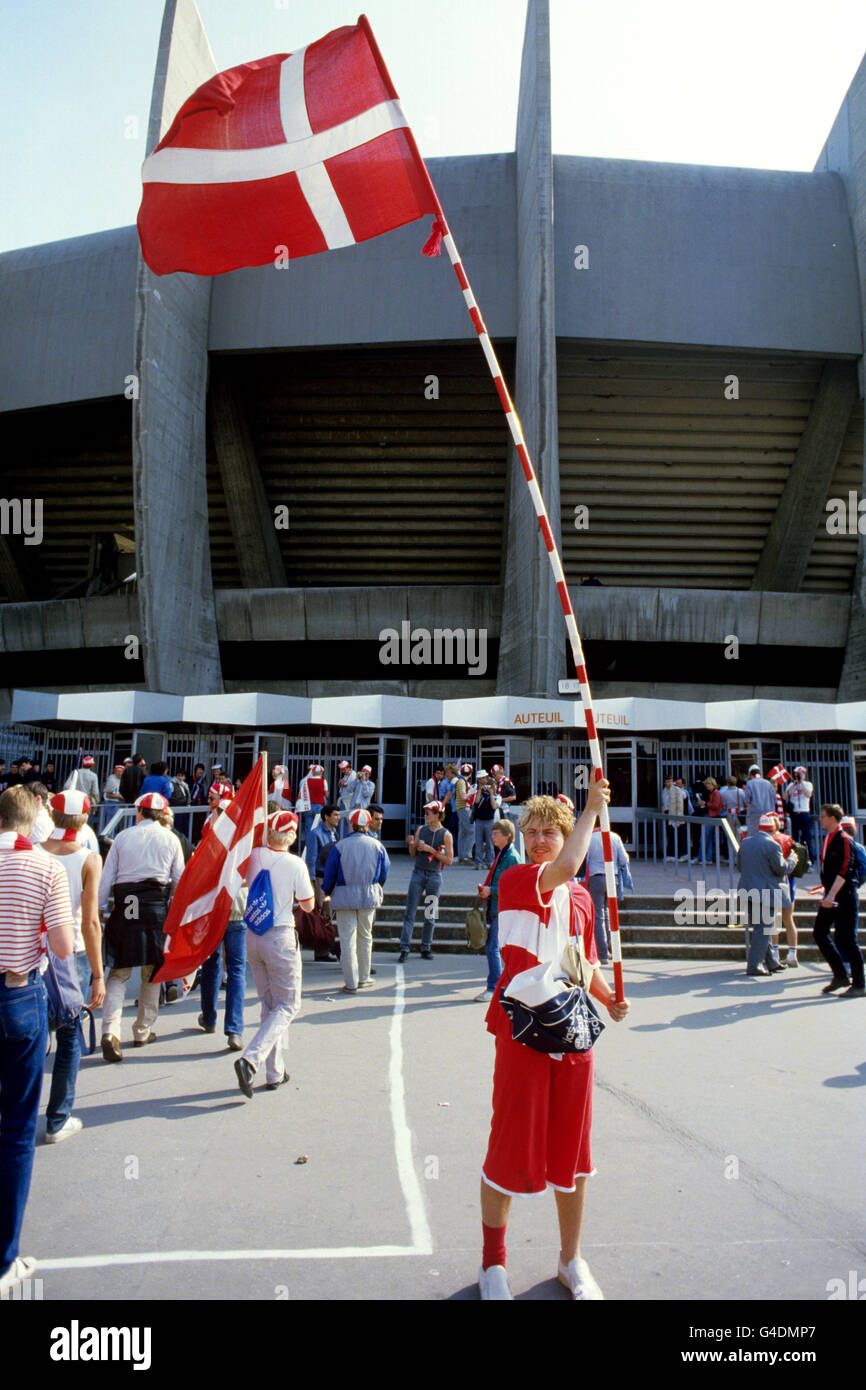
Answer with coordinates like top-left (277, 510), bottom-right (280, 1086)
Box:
top-left (37, 964), bottom-right (433, 1272)
top-left (38, 1246), bottom-right (419, 1271)
top-left (389, 963), bottom-right (434, 1254)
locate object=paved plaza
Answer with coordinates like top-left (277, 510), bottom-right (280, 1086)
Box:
top-left (23, 948), bottom-right (866, 1302)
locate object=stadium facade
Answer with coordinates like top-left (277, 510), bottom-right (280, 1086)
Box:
top-left (2, 0), bottom-right (866, 840)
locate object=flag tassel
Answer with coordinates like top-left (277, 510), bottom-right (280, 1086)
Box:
top-left (421, 218), bottom-right (445, 257)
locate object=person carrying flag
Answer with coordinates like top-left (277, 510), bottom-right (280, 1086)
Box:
top-left (478, 780), bottom-right (629, 1301)
top-left (234, 812), bottom-right (315, 1098)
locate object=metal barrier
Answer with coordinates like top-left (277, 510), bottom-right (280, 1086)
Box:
top-left (97, 802), bottom-right (212, 839)
top-left (633, 809), bottom-right (856, 885)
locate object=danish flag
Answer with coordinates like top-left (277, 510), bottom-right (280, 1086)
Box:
top-left (137, 16), bottom-right (442, 276)
top-left (152, 756), bottom-right (267, 981)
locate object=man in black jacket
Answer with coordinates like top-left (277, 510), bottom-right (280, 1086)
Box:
top-left (813, 803), bottom-right (865, 998)
top-left (119, 755), bottom-right (147, 805)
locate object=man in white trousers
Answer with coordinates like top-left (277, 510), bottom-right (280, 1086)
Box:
top-left (235, 811), bottom-right (315, 1098)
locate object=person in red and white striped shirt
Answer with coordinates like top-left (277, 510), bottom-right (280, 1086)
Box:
top-left (0, 785), bottom-right (75, 1295)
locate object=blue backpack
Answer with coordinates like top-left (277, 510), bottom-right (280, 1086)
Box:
top-left (846, 835), bottom-right (866, 888)
top-left (244, 869), bottom-right (275, 935)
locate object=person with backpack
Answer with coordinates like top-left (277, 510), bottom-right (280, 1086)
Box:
top-left (36, 790), bottom-right (104, 1142)
top-left (813, 803), bottom-right (865, 998)
top-left (234, 811), bottom-right (315, 1098)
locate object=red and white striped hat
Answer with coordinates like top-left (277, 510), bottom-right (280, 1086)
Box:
top-left (338, 760), bottom-right (351, 770)
top-left (350, 808), bottom-right (371, 829)
top-left (136, 792), bottom-right (169, 812)
top-left (767, 765), bottom-right (791, 785)
top-left (555, 794), bottom-right (575, 812)
top-left (81, 755), bottom-right (95, 767)
top-left (491, 764), bottom-right (504, 775)
top-left (841, 816), bottom-right (857, 831)
top-left (50, 790), bottom-right (91, 817)
top-left (793, 766), bottom-right (808, 775)
top-left (123, 757), bottom-right (133, 765)
top-left (424, 800), bottom-right (444, 813)
top-left (268, 810), bottom-right (298, 833)
top-left (113, 764), bottom-right (125, 774)
top-left (209, 780), bottom-right (233, 798)
top-left (312, 764), bottom-right (325, 776)
top-left (361, 765), bottom-right (372, 774)
top-left (460, 763), bottom-right (473, 775)
top-left (758, 812), bottom-right (779, 829)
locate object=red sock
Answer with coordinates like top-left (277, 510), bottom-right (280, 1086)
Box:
top-left (482, 1222), bottom-right (507, 1271)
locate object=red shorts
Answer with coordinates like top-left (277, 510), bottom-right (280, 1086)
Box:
top-left (482, 1030), bottom-right (595, 1196)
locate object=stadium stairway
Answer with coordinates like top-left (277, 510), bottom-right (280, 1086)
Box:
top-left (373, 892), bottom-right (826, 962)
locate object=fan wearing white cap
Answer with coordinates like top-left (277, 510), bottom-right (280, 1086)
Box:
top-left (63, 755), bottom-right (100, 809)
top-left (233, 810), bottom-right (315, 1098)
top-left (783, 766), bottom-right (816, 862)
top-left (336, 760), bottom-right (357, 841)
top-left (37, 790), bottom-right (105, 1141)
top-left (97, 790), bottom-right (185, 1061)
top-left (321, 806), bottom-right (391, 992)
top-left (741, 765), bottom-right (776, 837)
top-left (346, 763), bottom-right (376, 822)
top-left (267, 765), bottom-right (293, 813)
top-left (294, 764), bottom-right (329, 849)
top-left (735, 812), bottom-right (797, 977)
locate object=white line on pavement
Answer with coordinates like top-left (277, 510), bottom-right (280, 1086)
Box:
top-left (38, 963), bottom-right (433, 1272)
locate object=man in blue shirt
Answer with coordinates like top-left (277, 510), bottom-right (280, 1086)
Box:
top-left (138, 761), bottom-right (173, 801)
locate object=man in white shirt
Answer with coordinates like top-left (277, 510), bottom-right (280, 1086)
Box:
top-left (98, 792), bottom-right (185, 1059)
top-left (235, 811), bottom-right (315, 1097)
top-left (785, 766), bottom-right (816, 861)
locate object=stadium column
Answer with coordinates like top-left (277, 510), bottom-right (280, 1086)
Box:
top-left (132, 0), bottom-right (224, 694)
top-left (209, 361), bottom-right (289, 589)
top-left (495, 0), bottom-right (563, 698)
top-left (750, 361), bottom-right (858, 592)
top-left (816, 55), bottom-right (866, 698)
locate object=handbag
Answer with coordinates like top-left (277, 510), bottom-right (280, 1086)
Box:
top-left (498, 898), bottom-right (605, 1055)
top-left (43, 952), bottom-right (96, 1055)
top-left (465, 898), bottom-right (487, 951)
top-left (294, 905), bottom-right (337, 951)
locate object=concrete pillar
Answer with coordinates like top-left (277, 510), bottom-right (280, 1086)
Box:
top-left (209, 361), bottom-right (288, 589)
top-left (496, 0), bottom-right (562, 697)
top-left (815, 55), bottom-right (866, 698)
top-left (132, 0), bottom-right (223, 693)
top-left (750, 361), bottom-right (858, 592)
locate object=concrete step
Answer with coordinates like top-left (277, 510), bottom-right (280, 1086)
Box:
top-left (368, 938), bottom-right (823, 962)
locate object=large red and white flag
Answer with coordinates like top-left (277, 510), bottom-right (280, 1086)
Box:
top-left (137, 16), bottom-right (442, 276)
top-left (152, 756), bottom-right (267, 981)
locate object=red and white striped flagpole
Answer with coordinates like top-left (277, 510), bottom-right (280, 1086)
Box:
top-left (422, 215), bottom-right (624, 1003)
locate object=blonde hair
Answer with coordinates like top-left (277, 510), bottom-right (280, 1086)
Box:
top-left (518, 795), bottom-right (574, 836)
top-left (51, 810), bottom-right (87, 831)
top-left (268, 829), bottom-right (293, 849)
top-left (492, 817), bottom-right (515, 843)
top-left (0, 785), bottom-right (38, 833)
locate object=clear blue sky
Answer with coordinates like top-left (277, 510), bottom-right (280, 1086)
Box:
top-left (1, 0), bottom-right (864, 251)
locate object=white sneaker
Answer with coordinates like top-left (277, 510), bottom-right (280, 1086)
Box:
top-left (45, 1116), bottom-right (83, 1145)
top-left (478, 1263), bottom-right (513, 1300)
top-left (558, 1256), bottom-right (604, 1300)
top-left (474, 990), bottom-right (493, 1002)
top-left (0, 1256), bottom-right (37, 1292)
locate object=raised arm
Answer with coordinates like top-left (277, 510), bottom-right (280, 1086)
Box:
top-left (539, 778), bottom-right (610, 894)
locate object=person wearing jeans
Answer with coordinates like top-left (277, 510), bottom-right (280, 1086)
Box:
top-left (472, 773), bottom-right (501, 868)
top-left (0, 784), bottom-right (75, 1293)
top-left (474, 819), bottom-right (520, 1002)
top-left (398, 802), bottom-right (453, 961)
top-left (583, 825), bottom-right (633, 965)
top-left (199, 912), bottom-right (247, 1050)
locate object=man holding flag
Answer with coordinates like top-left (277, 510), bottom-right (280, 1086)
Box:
top-left (234, 811), bottom-right (315, 1097)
